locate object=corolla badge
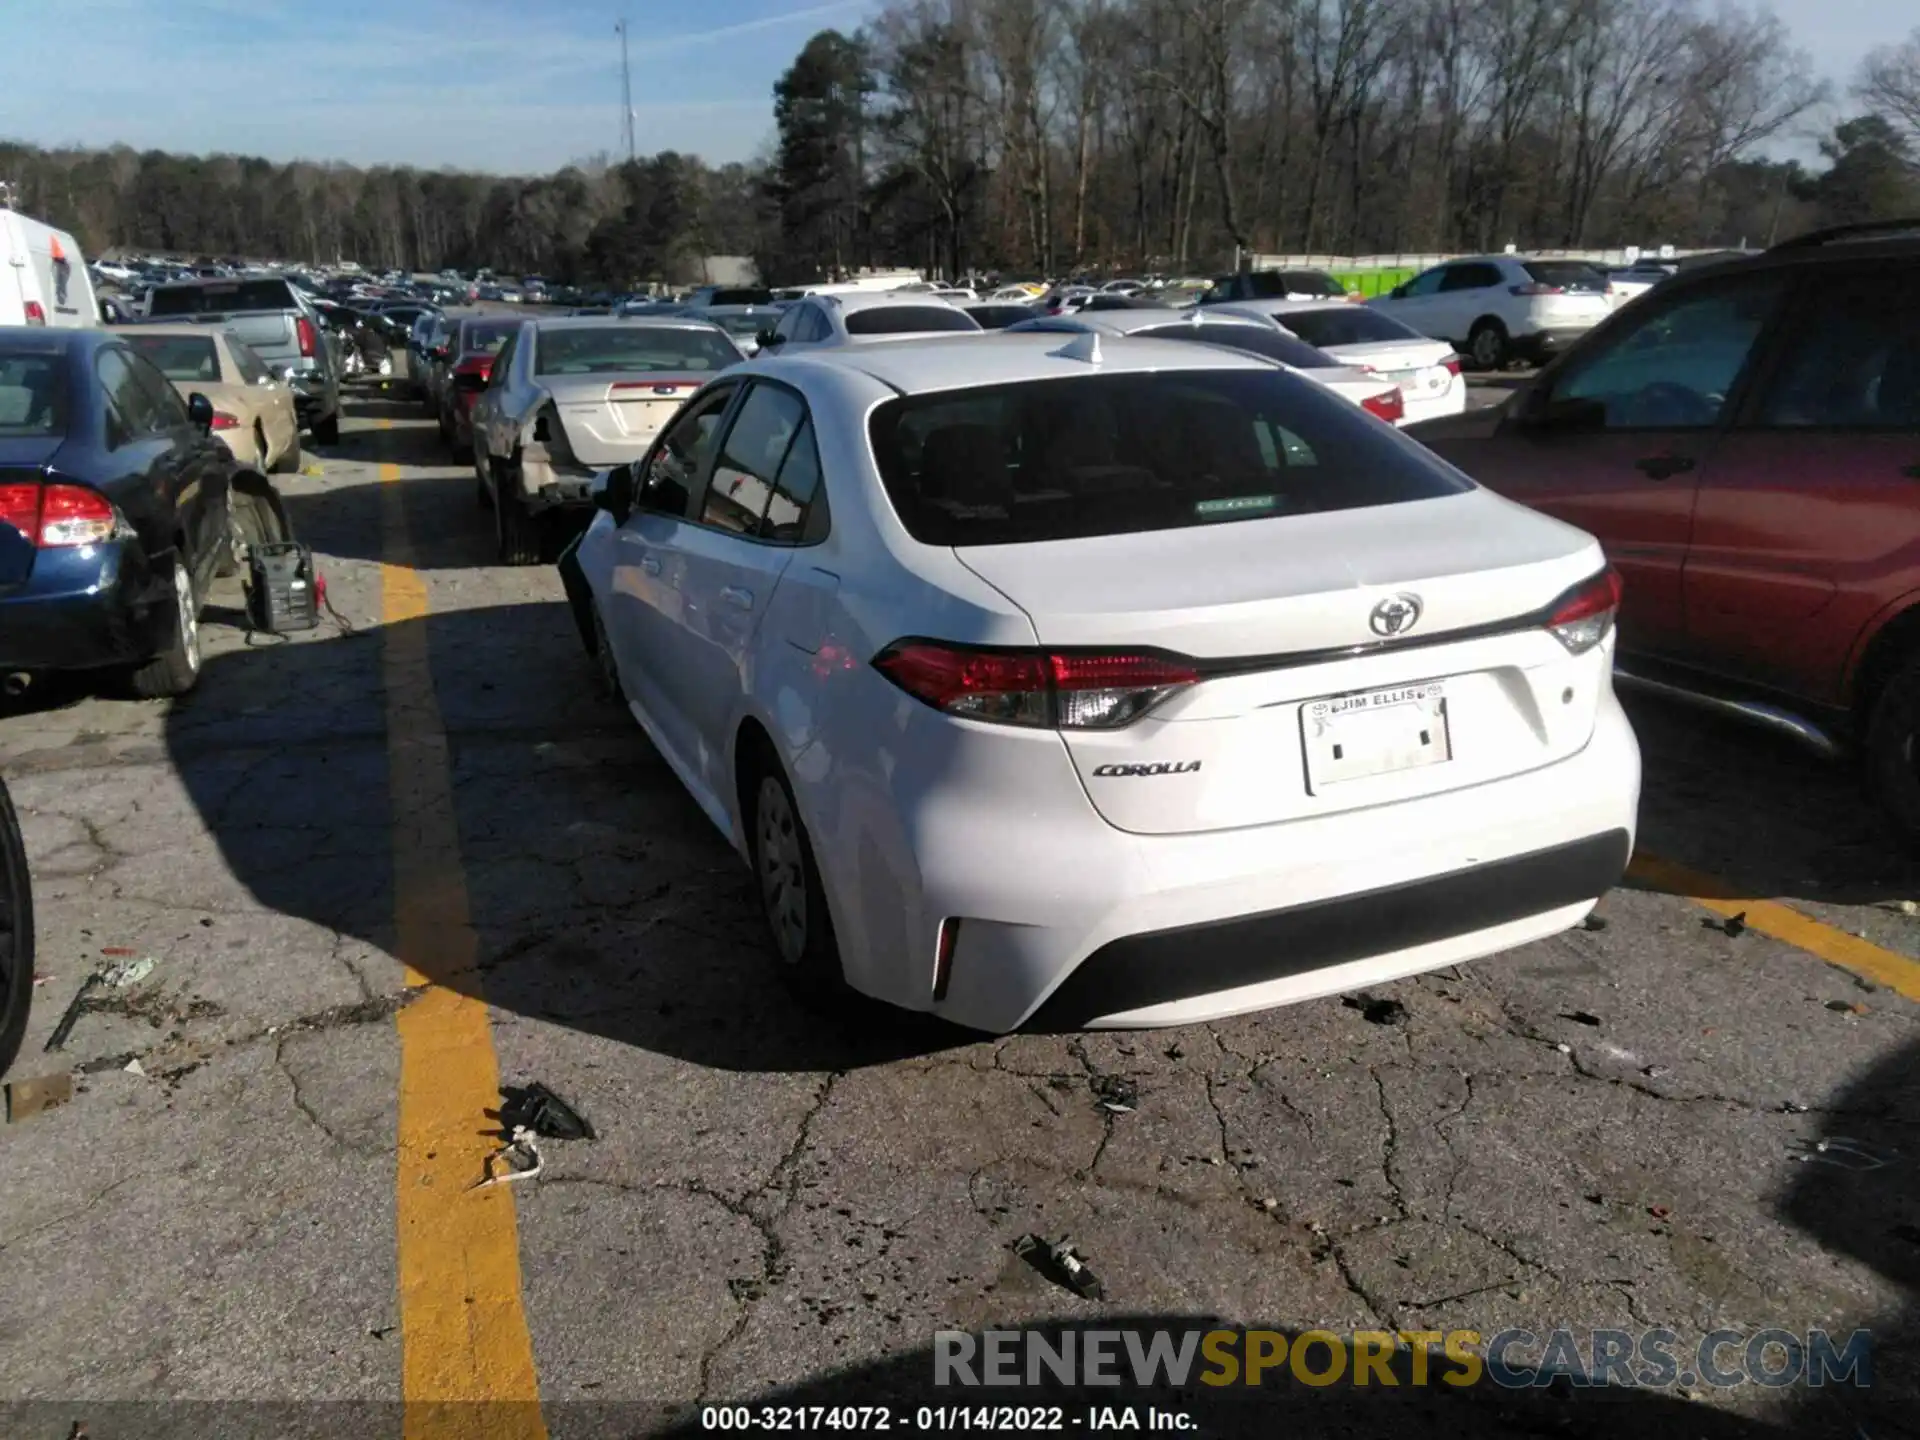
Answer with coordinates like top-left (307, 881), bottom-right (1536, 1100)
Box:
top-left (1369, 593), bottom-right (1423, 637)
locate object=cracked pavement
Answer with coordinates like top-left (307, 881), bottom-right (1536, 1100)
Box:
top-left (0, 381), bottom-right (1917, 1439)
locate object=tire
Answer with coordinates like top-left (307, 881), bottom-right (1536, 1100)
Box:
top-left (493, 460), bottom-right (541, 566)
top-left (745, 755), bottom-right (842, 999)
top-left (1864, 653), bottom-right (1920, 845)
top-left (0, 776), bottom-right (35, 1080)
top-left (311, 409), bottom-right (341, 446)
top-left (127, 553), bottom-right (203, 699)
top-left (271, 435), bottom-right (302, 475)
top-left (1468, 319), bottom-right (1510, 372)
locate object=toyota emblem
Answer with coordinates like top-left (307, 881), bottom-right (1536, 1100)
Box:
top-left (1369, 593), bottom-right (1423, 637)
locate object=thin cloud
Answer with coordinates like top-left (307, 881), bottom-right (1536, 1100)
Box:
top-left (626, 0), bottom-right (866, 59)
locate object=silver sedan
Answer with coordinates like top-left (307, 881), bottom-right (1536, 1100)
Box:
top-left (471, 316), bottom-right (745, 564)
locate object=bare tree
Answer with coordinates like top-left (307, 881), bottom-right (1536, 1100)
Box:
top-left (1861, 28), bottom-right (1920, 145)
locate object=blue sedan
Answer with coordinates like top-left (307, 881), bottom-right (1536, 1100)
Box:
top-left (0, 327), bottom-right (235, 698)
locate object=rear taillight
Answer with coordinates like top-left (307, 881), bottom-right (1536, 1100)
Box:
top-left (1345, 293), bottom-right (1363, 303)
top-left (23, 301), bottom-right (47, 326)
top-left (210, 411), bottom-right (241, 430)
top-left (295, 314), bottom-right (317, 356)
top-left (872, 642), bottom-right (1199, 730)
top-left (1509, 283), bottom-right (1563, 297)
top-left (1361, 388), bottom-right (1405, 424)
top-left (0, 482), bottom-right (118, 548)
top-left (1442, 356), bottom-right (1463, 377)
top-left (1545, 567), bottom-right (1623, 654)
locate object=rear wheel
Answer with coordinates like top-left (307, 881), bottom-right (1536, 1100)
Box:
top-left (746, 756), bottom-right (842, 999)
top-left (493, 460), bottom-right (541, 566)
top-left (1864, 653), bottom-right (1920, 846)
top-left (127, 554), bottom-right (203, 699)
top-left (271, 434), bottom-right (302, 475)
top-left (1468, 319), bottom-right (1510, 372)
top-left (311, 409), bottom-right (341, 446)
top-left (0, 775), bottom-right (34, 1079)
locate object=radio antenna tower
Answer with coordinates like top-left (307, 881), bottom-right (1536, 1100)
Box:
top-left (616, 18), bottom-right (636, 163)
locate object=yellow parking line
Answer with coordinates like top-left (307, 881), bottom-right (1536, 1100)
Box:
top-left (378, 442), bottom-right (547, 1439)
top-left (1628, 852), bottom-right (1920, 1003)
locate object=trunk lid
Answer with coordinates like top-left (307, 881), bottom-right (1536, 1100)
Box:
top-left (1318, 340), bottom-right (1458, 407)
top-left (954, 489), bottom-right (1611, 834)
top-left (555, 375), bottom-right (703, 467)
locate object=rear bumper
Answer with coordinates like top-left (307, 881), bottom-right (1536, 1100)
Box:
top-left (842, 690), bottom-right (1640, 1033)
top-left (0, 544), bottom-right (171, 671)
top-left (1399, 380), bottom-right (1468, 426)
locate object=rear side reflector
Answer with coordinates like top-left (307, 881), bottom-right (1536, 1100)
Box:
top-left (1545, 567), bottom-right (1623, 654)
top-left (873, 642), bottom-right (1198, 730)
top-left (1443, 356), bottom-right (1463, 377)
top-left (0, 482), bottom-right (119, 548)
top-left (1361, 388), bottom-right (1405, 424)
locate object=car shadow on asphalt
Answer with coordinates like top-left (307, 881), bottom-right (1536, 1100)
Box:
top-left (164, 595), bottom-right (969, 1075)
top-left (1622, 694), bottom-right (1920, 909)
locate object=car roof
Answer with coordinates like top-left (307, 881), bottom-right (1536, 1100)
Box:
top-left (526, 315), bottom-right (726, 332)
top-left (1024, 307), bottom-right (1279, 336)
top-left (0, 326), bottom-right (99, 356)
top-left (760, 330), bottom-right (1274, 395)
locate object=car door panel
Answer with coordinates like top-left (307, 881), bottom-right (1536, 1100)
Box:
top-left (1682, 269), bottom-right (1920, 701)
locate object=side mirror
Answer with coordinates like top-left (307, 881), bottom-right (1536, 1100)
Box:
top-left (595, 464), bottom-right (635, 522)
top-left (186, 392), bottom-right (214, 432)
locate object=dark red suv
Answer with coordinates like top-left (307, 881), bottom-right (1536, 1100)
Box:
top-left (1407, 220), bottom-right (1920, 838)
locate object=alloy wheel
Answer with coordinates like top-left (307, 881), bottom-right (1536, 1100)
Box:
top-left (175, 560), bottom-right (201, 674)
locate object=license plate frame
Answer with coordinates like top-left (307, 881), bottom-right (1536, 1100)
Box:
top-left (1301, 680), bottom-right (1453, 791)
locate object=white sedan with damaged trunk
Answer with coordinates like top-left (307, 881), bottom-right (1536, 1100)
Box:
top-left (472, 316), bottom-right (746, 564)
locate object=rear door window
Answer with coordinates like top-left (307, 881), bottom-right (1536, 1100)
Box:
top-left (697, 382), bottom-right (805, 535)
top-left (1522, 262), bottom-right (1607, 293)
top-left (1440, 264), bottom-right (1501, 292)
top-left (762, 418), bottom-right (826, 543)
top-left (1752, 271), bottom-right (1920, 429)
top-left (97, 348), bottom-right (166, 443)
top-left (126, 352), bottom-right (191, 430)
top-left (0, 354), bottom-right (67, 437)
top-left (868, 370), bottom-right (1471, 547)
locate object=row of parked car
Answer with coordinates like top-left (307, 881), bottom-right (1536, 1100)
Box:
top-left (511, 218), bottom-right (1920, 1035)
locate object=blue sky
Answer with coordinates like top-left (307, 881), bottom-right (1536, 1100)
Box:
top-left (0, 0), bottom-right (1908, 174)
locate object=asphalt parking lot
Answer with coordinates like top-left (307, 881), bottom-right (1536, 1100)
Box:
top-left (0, 369), bottom-right (1916, 1440)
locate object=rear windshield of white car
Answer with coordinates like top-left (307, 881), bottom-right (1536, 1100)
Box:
top-left (148, 280), bottom-right (298, 315)
top-left (121, 334), bottom-right (221, 382)
top-left (1270, 308), bottom-right (1422, 348)
top-left (1246, 270), bottom-right (1345, 298)
top-left (0, 354), bottom-right (66, 436)
top-left (868, 371), bottom-right (1471, 547)
top-left (1522, 262), bottom-right (1608, 293)
top-left (1131, 323), bottom-right (1341, 369)
top-left (535, 326), bottom-right (740, 375)
top-left (845, 306), bottom-right (982, 336)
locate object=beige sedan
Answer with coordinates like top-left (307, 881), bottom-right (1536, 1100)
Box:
top-left (110, 324), bottom-right (301, 474)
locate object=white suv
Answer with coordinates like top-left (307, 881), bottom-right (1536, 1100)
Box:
top-left (758, 291), bottom-right (982, 354)
top-left (1369, 256), bottom-right (1612, 370)
top-left (566, 332), bottom-right (1641, 1032)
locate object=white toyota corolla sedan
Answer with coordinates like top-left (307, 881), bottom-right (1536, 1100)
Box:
top-left (563, 331), bottom-right (1641, 1032)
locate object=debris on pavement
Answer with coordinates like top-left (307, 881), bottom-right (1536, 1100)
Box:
top-left (1648, 1204), bottom-right (1672, 1220)
top-left (1013, 1234), bottom-right (1105, 1300)
top-left (3, 1072), bottom-right (74, 1124)
top-left (1824, 999), bottom-right (1869, 1016)
top-left (1790, 1137), bottom-right (1891, 1172)
top-left (1703, 911), bottom-right (1747, 937)
top-left (497, 1081), bottom-right (596, 1141)
top-left (1560, 1011), bottom-right (1603, 1027)
top-left (1089, 1074), bottom-right (1139, 1113)
top-left (1342, 993), bottom-right (1408, 1026)
top-left (1581, 913), bottom-right (1609, 932)
top-left (43, 955), bottom-right (161, 1052)
top-left (122, 1057), bottom-right (147, 1078)
top-left (474, 1126), bottom-right (545, 1190)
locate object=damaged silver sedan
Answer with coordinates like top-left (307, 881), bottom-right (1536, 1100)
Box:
top-left (470, 316), bottom-right (746, 564)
